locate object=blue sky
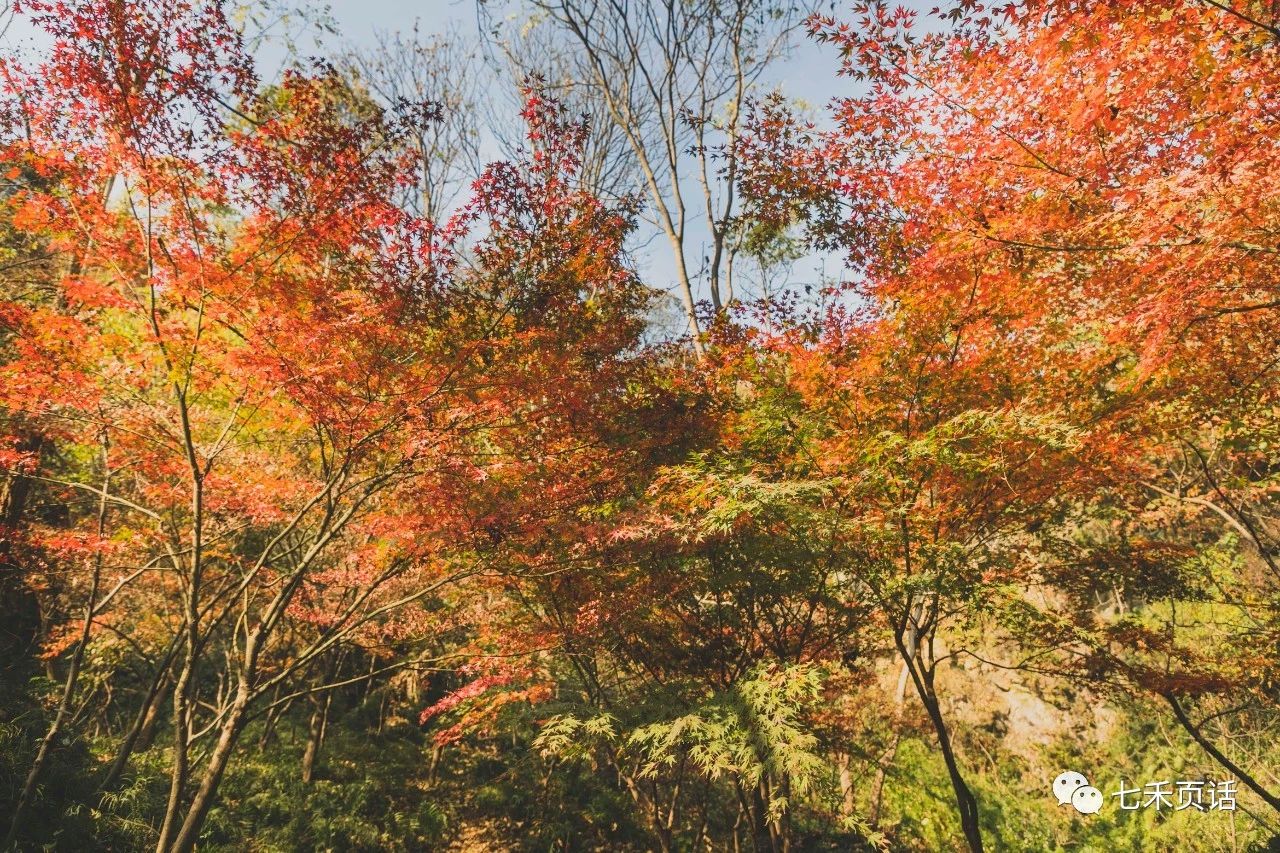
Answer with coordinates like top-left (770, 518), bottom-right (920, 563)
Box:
top-left (296, 0), bottom-right (865, 310)
top-left (2, 0), bottom-right (933, 317)
top-left (317, 0), bottom-right (853, 100)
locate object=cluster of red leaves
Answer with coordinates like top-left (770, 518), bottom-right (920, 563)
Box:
top-left (0, 0), bottom-right (674, 766)
top-left (737, 1), bottom-right (1280, 708)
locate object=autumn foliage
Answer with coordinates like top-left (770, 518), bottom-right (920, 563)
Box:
top-left (2, 1), bottom-right (1280, 851)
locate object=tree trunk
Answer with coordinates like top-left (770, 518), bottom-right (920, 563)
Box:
top-left (165, 692), bottom-right (250, 853)
top-left (897, 636), bottom-right (983, 853)
top-left (0, 435), bottom-right (41, 529)
top-left (919, 680), bottom-right (983, 853)
top-left (154, 654), bottom-right (194, 853)
top-left (837, 751), bottom-right (856, 819)
top-left (2, 601), bottom-right (95, 850)
top-left (136, 677), bottom-right (167, 752)
top-left (257, 695), bottom-right (290, 752)
top-left (100, 664), bottom-right (172, 792)
top-left (300, 693), bottom-right (331, 784)
top-left (0, 433), bottom-right (44, 663)
top-left (3, 451), bottom-right (105, 851)
top-left (1165, 693), bottom-right (1280, 813)
top-left (427, 742), bottom-right (443, 786)
top-left (748, 782), bottom-right (776, 853)
top-left (160, 391), bottom-right (206, 852)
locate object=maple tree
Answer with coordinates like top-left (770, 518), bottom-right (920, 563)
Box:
top-left (3, 0), bottom-right (1280, 850)
top-left (0, 1), bottom-right (665, 849)
top-left (737, 1), bottom-right (1280, 848)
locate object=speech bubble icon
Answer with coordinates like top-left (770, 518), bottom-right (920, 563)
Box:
top-left (1071, 785), bottom-right (1104, 815)
top-left (1052, 770), bottom-right (1089, 806)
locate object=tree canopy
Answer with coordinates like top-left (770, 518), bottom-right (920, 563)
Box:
top-left (2, 1), bottom-right (1279, 850)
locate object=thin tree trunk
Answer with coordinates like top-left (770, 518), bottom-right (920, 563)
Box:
top-left (257, 692), bottom-right (289, 752)
top-left (301, 693), bottom-right (331, 784)
top-left (748, 782), bottom-right (774, 853)
top-left (731, 799), bottom-right (743, 853)
top-left (3, 448), bottom-right (107, 851)
top-left (3, 580), bottom-right (99, 849)
top-left (155, 652), bottom-right (193, 853)
top-left (427, 742), bottom-right (443, 786)
top-left (136, 675), bottom-right (167, 752)
top-left (0, 433), bottom-right (43, 662)
top-left (165, 692), bottom-right (250, 853)
top-left (897, 635), bottom-right (983, 853)
top-left (837, 751), bottom-right (856, 819)
top-left (1164, 693), bottom-right (1280, 813)
top-left (300, 706), bottom-right (321, 784)
top-left (100, 662), bottom-right (172, 792)
top-left (771, 775), bottom-right (790, 853)
top-left (159, 378), bottom-right (206, 853)
top-left (919, 678), bottom-right (983, 853)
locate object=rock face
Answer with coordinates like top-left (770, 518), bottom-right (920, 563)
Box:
top-left (899, 624), bottom-right (1120, 764)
